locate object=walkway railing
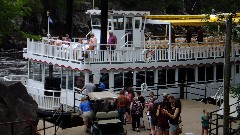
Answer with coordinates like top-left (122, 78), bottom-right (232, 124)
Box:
top-left (209, 101), bottom-right (240, 135)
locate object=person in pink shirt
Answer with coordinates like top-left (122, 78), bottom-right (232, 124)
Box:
top-left (126, 87), bottom-right (135, 123)
top-left (87, 33), bottom-right (97, 50)
top-left (107, 31), bottom-right (117, 50)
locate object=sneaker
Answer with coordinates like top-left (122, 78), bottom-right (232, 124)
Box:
top-left (132, 128), bottom-right (135, 131)
top-left (136, 128), bottom-right (140, 132)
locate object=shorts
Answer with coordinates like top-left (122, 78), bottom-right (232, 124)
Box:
top-left (169, 124), bottom-right (179, 133)
top-left (202, 126), bottom-right (208, 130)
top-left (150, 117), bottom-right (158, 126)
top-left (82, 111), bottom-right (93, 122)
top-left (158, 125), bottom-right (169, 131)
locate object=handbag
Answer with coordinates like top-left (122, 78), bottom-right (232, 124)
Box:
top-left (177, 126), bottom-right (182, 134)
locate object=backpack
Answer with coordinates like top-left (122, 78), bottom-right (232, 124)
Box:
top-left (131, 101), bottom-right (142, 115)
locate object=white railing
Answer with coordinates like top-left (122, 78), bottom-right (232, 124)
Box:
top-left (25, 38), bottom-right (240, 64)
top-left (25, 85), bottom-right (67, 110)
top-left (3, 75), bottom-right (28, 85)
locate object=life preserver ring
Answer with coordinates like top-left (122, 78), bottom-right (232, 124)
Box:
top-left (141, 83), bottom-right (148, 94)
top-left (142, 49), bottom-right (153, 62)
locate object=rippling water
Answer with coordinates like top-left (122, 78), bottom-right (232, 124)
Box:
top-left (0, 50), bottom-right (28, 77)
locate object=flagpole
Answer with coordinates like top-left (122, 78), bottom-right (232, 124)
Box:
top-left (47, 11), bottom-right (50, 38)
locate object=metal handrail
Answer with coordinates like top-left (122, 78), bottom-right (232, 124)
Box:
top-left (53, 104), bottom-right (64, 135)
top-left (214, 85), bottom-right (223, 106)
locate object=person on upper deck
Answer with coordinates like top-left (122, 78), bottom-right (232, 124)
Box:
top-left (87, 33), bottom-right (97, 50)
top-left (64, 34), bottom-right (71, 42)
top-left (107, 31), bottom-right (117, 50)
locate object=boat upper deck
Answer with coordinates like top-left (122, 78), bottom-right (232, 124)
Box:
top-left (23, 37), bottom-right (240, 71)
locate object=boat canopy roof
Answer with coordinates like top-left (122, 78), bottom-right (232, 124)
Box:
top-left (86, 9), bottom-right (150, 16)
top-left (146, 13), bottom-right (240, 26)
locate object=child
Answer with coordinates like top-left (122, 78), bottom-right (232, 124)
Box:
top-left (201, 109), bottom-right (209, 135)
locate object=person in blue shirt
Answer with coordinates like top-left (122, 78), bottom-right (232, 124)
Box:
top-left (79, 97), bottom-right (93, 135)
top-left (98, 81), bottom-right (105, 91)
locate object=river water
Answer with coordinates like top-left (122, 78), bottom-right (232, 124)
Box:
top-left (0, 50), bottom-right (28, 77)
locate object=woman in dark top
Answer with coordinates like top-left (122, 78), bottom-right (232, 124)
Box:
top-left (156, 102), bottom-right (169, 135)
top-left (163, 95), bottom-right (181, 135)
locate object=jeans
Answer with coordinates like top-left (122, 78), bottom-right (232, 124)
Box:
top-left (117, 108), bottom-right (125, 124)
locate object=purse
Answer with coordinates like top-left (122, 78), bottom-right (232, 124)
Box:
top-left (177, 126), bottom-right (183, 134)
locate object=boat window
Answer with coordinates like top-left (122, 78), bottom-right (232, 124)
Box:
top-left (114, 72), bottom-right (123, 88)
top-left (100, 73), bottom-right (109, 89)
top-left (216, 65), bottom-right (223, 81)
top-left (135, 19), bottom-right (140, 29)
top-left (186, 68), bottom-right (195, 83)
top-left (136, 71), bottom-right (145, 87)
top-left (198, 66), bottom-right (205, 82)
top-left (124, 71), bottom-right (133, 87)
top-left (167, 69), bottom-right (175, 84)
top-left (92, 15), bottom-right (101, 29)
top-left (178, 68), bottom-right (195, 83)
top-left (61, 69), bottom-right (67, 89)
top-left (236, 65), bottom-right (239, 74)
top-left (158, 69), bottom-right (166, 88)
top-left (125, 17), bottom-right (132, 30)
top-left (29, 62), bottom-right (42, 82)
top-left (146, 71), bottom-right (154, 86)
top-left (74, 72), bottom-right (85, 90)
top-left (206, 66), bottom-right (214, 81)
top-left (68, 70), bottom-right (74, 90)
top-left (113, 16), bottom-right (124, 30)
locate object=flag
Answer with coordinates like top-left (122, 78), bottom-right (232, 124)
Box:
top-left (48, 16), bottom-right (54, 25)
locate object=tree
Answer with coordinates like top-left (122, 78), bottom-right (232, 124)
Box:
top-left (0, 0), bottom-right (30, 44)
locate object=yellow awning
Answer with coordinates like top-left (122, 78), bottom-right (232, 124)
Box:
top-left (146, 15), bottom-right (240, 26)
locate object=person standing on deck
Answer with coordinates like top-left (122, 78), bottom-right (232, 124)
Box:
top-left (80, 80), bottom-right (96, 96)
top-left (107, 31), bottom-right (117, 50)
top-left (87, 33), bottom-right (97, 50)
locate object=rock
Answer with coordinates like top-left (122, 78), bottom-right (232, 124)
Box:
top-left (0, 81), bottom-right (38, 135)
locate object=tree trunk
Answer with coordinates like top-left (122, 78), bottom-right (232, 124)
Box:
top-left (223, 15), bottom-right (232, 135)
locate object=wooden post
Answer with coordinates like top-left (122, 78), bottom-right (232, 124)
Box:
top-left (223, 14), bottom-right (232, 135)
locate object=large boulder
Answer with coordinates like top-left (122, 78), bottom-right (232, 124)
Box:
top-left (0, 81), bottom-right (38, 135)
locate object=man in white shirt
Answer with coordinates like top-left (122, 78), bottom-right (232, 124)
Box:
top-left (80, 81), bottom-right (96, 95)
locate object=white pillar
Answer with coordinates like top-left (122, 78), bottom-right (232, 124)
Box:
top-left (85, 71), bottom-right (89, 84)
top-left (109, 71), bottom-right (114, 89)
top-left (213, 65), bottom-right (217, 82)
top-left (133, 71), bottom-right (136, 87)
top-left (195, 66), bottom-right (198, 82)
top-left (154, 69), bottom-right (159, 97)
top-left (168, 24), bottom-right (172, 62)
top-left (175, 68), bottom-right (179, 84)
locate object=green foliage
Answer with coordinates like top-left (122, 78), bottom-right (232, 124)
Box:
top-left (0, 0), bottom-right (30, 44)
top-left (230, 86), bottom-right (240, 100)
top-left (19, 31), bottom-right (42, 41)
top-left (201, 0), bottom-right (240, 13)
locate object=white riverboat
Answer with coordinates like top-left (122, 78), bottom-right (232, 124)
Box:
top-left (3, 9), bottom-right (240, 114)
